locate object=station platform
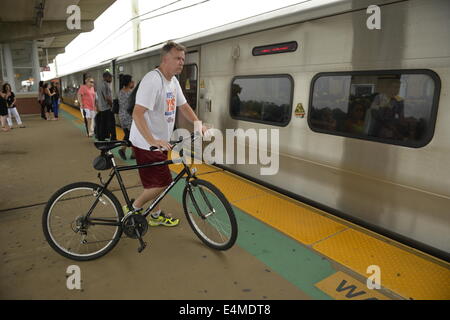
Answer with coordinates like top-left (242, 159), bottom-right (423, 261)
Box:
top-left (1, 104), bottom-right (449, 300)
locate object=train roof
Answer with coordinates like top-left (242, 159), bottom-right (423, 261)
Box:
top-left (59, 0), bottom-right (401, 75)
top-left (117, 0), bottom-right (399, 62)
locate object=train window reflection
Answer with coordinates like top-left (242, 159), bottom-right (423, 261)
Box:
top-left (230, 75), bottom-right (293, 126)
top-left (309, 70), bottom-right (440, 148)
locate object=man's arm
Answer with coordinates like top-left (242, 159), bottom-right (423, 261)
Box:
top-left (132, 104), bottom-right (172, 150)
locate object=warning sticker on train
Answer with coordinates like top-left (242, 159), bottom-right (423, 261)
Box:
top-left (295, 103), bottom-right (305, 118)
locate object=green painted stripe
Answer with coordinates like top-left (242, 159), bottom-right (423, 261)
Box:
top-left (232, 208), bottom-right (335, 300)
top-left (62, 110), bottom-right (336, 299)
top-left (167, 173), bottom-right (335, 300)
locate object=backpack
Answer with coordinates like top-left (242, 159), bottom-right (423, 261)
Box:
top-left (127, 80), bottom-right (141, 115)
top-left (127, 69), bottom-right (164, 115)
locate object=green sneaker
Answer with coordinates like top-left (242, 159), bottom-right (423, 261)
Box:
top-left (122, 201), bottom-right (141, 215)
top-left (148, 212), bottom-right (180, 227)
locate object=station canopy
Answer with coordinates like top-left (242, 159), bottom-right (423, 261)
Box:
top-left (0, 0), bottom-right (116, 68)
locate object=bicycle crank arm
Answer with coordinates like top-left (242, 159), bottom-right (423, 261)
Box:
top-left (134, 227), bottom-right (148, 253)
top-left (138, 239), bottom-right (147, 253)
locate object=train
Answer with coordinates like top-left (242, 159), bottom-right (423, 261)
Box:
top-left (53, 0), bottom-right (450, 261)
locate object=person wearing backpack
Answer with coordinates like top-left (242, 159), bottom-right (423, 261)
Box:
top-left (117, 74), bottom-right (135, 160)
top-left (96, 71), bottom-right (116, 141)
top-left (127, 41), bottom-right (207, 227)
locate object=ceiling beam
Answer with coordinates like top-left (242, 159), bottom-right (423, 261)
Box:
top-left (39, 47), bottom-right (66, 56)
top-left (0, 20), bottom-right (94, 43)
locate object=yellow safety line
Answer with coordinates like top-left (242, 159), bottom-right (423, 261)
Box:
top-left (62, 102), bottom-right (450, 300)
top-left (60, 104), bottom-right (124, 139)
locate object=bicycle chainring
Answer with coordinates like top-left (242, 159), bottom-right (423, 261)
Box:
top-left (123, 214), bottom-right (148, 239)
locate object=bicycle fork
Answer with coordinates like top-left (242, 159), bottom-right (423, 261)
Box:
top-left (188, 183), bottom-right (215, 219)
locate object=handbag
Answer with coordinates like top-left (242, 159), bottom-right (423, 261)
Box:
top-left (112, 98), bottom-right (119, 114)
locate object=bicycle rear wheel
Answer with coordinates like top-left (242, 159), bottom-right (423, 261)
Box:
top-left (182, 179), bottom-right (237, 250)
top-left (42, 182), bottom-right (123, 261)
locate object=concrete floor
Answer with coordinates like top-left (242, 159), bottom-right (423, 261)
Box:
top-left (0, 115), bottom-right (311, 300)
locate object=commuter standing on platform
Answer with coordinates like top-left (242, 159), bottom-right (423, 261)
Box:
top-left (0, 85), bottom-right (10, 132)
top-left (50, 82), bottom-right (60, 120)
top-left (3, 83), bottom-right (25, 128)
top-left (97, 71), bottom-right (116, 141)
top-left (43, 83), bottom-right (56, 120)
top-left (77, 77), bottom-right (97, 137)
top-left (38, 81), bottom-right (46, 120)
top-left (117, 74), bottom-right (135, 160)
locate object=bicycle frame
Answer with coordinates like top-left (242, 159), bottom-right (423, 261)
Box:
top-left (85, 148), bottom-right (197, 227)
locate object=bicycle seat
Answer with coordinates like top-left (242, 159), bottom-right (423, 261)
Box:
top-left (94, 140), bottom-right (130, 151)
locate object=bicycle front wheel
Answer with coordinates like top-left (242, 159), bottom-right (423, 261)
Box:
top-left (42, 182), bottom-right (123, 261)
top-left (182, 179), bottom-right (237, 250)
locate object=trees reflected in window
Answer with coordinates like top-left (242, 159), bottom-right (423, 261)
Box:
top-left (230, 75), bottom-right (293, 126)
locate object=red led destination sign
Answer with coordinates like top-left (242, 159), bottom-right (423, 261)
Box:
top-left (252, 41), bottom-right (298, 56)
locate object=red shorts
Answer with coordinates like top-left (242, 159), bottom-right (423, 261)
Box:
top-left (132, 147), bottom-right (173, 189)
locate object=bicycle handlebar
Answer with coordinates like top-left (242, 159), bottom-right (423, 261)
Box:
top-left (149, 132), bottom-right (200, 152)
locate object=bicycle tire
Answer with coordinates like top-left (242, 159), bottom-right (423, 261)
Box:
top-left (182, 179), bottom-right (237, 250)
top-left (42, 182), bottom-right (124, 261)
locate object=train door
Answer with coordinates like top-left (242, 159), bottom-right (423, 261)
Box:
top-left (176, 50), bottom-right (199, 132)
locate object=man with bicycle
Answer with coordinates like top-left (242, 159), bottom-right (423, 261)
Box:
top-left (129, 41), bottom-right (206, 227)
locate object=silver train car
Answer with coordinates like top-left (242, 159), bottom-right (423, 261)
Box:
top-left (58, 0), bottom-right (450, 261)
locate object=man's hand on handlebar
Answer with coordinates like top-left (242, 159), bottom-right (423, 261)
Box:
top-left (150, 139), bottom-right (173, 152)
top-left (149, 133), bottom-right (200, 152)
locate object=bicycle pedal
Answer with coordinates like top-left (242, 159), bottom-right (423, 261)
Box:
top-left (138, 241), bottom-right (147, 253)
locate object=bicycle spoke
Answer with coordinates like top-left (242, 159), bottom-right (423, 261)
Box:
top-left (184, 180), bottom-right (237, 250)
top-left (44, 184), bottom-right (122, 260)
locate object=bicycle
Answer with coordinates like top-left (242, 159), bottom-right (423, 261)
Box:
top-left (42, 133), bottom-right (238, 261)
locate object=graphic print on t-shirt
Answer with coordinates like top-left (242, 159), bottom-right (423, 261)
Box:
top-left (165, 91), bottom-right (176, 123)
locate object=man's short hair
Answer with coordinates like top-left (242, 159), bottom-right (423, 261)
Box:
top-left (161, 41), bottom-right (186, 59)
top-left (103, 71), bottom-right (112, 78)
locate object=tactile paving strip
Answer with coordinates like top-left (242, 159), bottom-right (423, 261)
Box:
top-left (313, 229), bottom-right (450, 300)
top-left (199, 171), bottom-right (347, 245)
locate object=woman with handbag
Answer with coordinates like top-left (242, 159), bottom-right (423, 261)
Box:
top-left (3, 83), bottom-right (25, 128)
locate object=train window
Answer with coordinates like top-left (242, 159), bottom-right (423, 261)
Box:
top-left (230, 75), bottom-right (293, 126)
top-left (178, 64), bottom-right (198, 110)
top-left (308, 70), bottom-right (441, 148)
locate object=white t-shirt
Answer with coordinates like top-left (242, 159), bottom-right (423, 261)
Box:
top-left (130, 69), bottom-right (187, 150)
